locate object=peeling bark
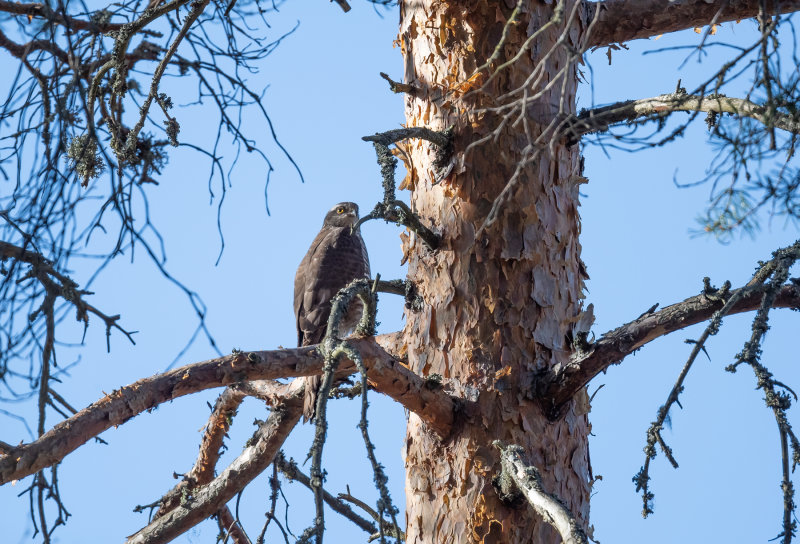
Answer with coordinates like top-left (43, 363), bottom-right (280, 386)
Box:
top-left (399, 1), bottom-right (591, 542)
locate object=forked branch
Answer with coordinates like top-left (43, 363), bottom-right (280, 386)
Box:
top-left (126, 384), bottom-right (304, 544)
top-left (357, 127), bottom-right (455, 250)
top-left (540, 280), bottom-right (800, 413)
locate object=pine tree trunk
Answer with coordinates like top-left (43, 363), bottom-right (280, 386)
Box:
top-left (399, 1), bottom-right (592, 542)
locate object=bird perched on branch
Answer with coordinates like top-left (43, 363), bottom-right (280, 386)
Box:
top-left (294, 202), bottom-right (370, 422)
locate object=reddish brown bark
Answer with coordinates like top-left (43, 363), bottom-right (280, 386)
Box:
top-left (542, 283), bottom-right (800, 410)
top-left (399, 1), bottom-right (591, 542)
top-left (127, 386), bottom-right (304, 544)
top-left (0, 335), bottom-right (454, 485)
top-left (586, 0), bottom-right (800, 47)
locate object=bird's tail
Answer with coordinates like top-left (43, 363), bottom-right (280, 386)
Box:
top-left (302, 375), bottom-right (321, 423)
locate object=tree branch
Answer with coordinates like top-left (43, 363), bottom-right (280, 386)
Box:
top-left (586, 0), bottom-right (800, 47)
top-left (0, 28), bottom-right (69, 63)
top-left (0, 335), bottom-right (455, 484)
top-left (493, 441), bottom-right (587, 544)
top-left (0, 241), bottom-right (137, 348)
top-left (564, 92), bottom-right (800, 142)
top-left (152, 387), bottom-right (245, 517)
top-left (217, 506), bottom-right (252, 544)
top-left (0, 0), bottom-right (125, 33)
top-left (275, 454), bottom-right (378, 535)
top-left (540, 281), bottom-right (800, 412)
top-left (126, 385), bottom-right (304, 544)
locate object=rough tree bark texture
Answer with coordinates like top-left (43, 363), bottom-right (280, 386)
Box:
top-left (399, 1), bottom-right (591, 542)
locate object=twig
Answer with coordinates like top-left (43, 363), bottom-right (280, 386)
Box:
top-left (123, 0), bottom-right (211, 158)
top-left (0, 0), bottom-right (125, 33)
top-left (635, 240), bottom-right (800, 523)
top-left (725, 241), bottom-right (800, 543)
top-left (307, 278), bottom-right (378, 544)
top-left (356, 134), bottom-right (445, 250)
top-left (0, 240), bottom-right (136, 349)
top-left (275, 455), bottom-right (377, 535)
top-left (338, 488), bottom-right (406, 542)
top-left (255, 463), bottom-right (281, 543)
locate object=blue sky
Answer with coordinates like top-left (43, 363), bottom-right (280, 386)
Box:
top-left (1, 2), bottom-right (799, 543)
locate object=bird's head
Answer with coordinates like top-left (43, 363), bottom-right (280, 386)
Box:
top-left (323, 202), bottom-right (360, 228)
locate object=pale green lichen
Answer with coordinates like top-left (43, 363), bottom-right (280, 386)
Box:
top-left (67, 134), bottom-right (105, 186)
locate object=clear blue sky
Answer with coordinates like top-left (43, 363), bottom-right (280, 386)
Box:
top-left (1, 3), bottom-right (798, 543)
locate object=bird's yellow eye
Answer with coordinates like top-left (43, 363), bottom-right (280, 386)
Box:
top-left (336, 207), bottom-right (345, 214)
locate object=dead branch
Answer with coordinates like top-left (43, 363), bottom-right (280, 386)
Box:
top-left (337, 489), bottom-right (406, 542)
top-left (632, 242), bottom-right (800, 536)
top-left (362, 127), bottom-right (452, 150)
top-left (126, 385), bottom-right (304, 544)
top-left (540, 281), bottom-right (800, 413)
top-left (493, 442), bottom-right (587, 544)
top-left (379, 72), bottom-right (417, 95)
top-left (152, 387), bottom-right (246, 517)
top-left (121, 0), bottom-right (211, 157)
top-left (586, 0), bottom-right (800, 47)
top-left (275, 454), bottom-right (377, 535)
top-left (217, 506), bottom-right (252, 544)
top-left (357, 129), bottom-right (452, 250)
top-left (0, 0), bottom-right (125, 33)
top-left (0, 241), bottom-right (136, 347)
top-left (0, 334), bottom-right (455, 484)
top-left (564, 92), bottom-right (800, 142)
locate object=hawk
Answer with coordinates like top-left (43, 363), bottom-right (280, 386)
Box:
top-left (294, 202), bottom-right (370, 422)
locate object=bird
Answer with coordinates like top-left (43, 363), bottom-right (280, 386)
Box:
top-left (294, 202), bottom-right (370, 422)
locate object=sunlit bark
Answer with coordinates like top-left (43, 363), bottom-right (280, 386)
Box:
top-left (399, 1), bottom-right (591, 541)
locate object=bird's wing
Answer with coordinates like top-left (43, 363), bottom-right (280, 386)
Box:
top-left (294, 227), bottom-right (370, 347)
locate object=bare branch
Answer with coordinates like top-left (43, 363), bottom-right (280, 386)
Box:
top-left (493, 441), bottom-right (587, 544)
top-left (540, 281), bottom-right (800, 412)
top-left (0, 335), bottom-right (455, 484)
top-left (357, 130), bottom-right (451, 250)
top-left (275, 454), bottom-right (378, 535)
top-left (0, 0), bottom-right (125, 33)
top-left (153, 387), bottom-right (246, 517)
top-left (362, 127), bottom-right (451, 150)
top-left (337, 490), bottom-right (406, 542)
top-left (127, 385), bottom-right (304, 544)
top-left (586, 0), bottom-right (800, 47)
top-left (564, 92), bottom-right (800, 142)
top-left (0, 241), bottom-right (137, 347)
